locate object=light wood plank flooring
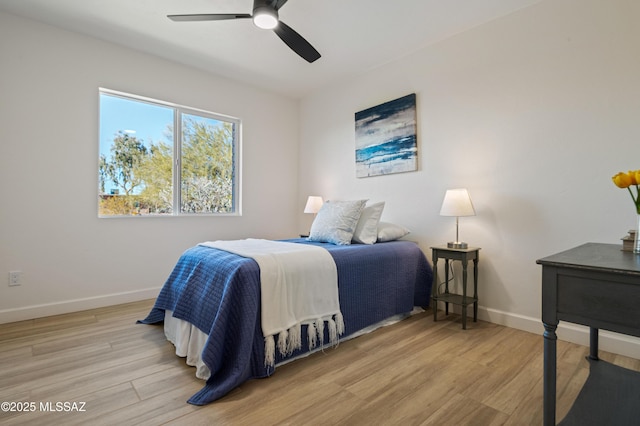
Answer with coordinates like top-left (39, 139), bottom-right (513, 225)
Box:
top-left (1, 300), bottom-right (639, 425)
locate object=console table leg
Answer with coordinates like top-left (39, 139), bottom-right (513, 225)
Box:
top-left (589, 327), bottom-right (599, 361)
top-left (543, 322), bottom-right (558, 426)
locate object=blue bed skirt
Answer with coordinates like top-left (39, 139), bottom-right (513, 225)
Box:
top-left (139, 239), bottom-right (432, 404)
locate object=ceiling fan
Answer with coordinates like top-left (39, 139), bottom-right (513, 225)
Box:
top-left (168, 0), bottom-right (321, 63)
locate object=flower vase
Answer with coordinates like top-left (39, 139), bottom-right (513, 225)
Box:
top-left (635, 214), bottom-right (640, 254)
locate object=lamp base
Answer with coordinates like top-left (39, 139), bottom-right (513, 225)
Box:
top-left (447, 241), bottom-right (468, 249)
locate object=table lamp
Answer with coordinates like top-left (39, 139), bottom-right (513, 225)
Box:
top-left (303, 196), bottom-right (323, 236)
top-left (440, 188), bottom-right (475, 249)
top-left (304, 196), bottom-right (324, 215)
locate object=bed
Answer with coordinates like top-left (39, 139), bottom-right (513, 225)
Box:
top-left (139, 238), bottom-right (432, 404)
top-left (139, 200), bottom-right (432, 404)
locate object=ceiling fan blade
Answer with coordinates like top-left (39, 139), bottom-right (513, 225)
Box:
top-left (168, 14), bottom-right (251, 22)
top-left (273, 0), bottom-right (289, 10)
top-left (273, 21), bottom-right (321, 63)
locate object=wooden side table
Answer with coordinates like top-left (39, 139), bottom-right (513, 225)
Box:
top-left (431, 245), bottom-right (480, 329)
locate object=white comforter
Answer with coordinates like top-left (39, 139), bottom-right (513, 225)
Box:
top-left (199, 239), bottom-right (343, 366)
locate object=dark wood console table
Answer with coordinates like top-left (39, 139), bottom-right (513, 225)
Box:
top-left (537, 243), bottom-right (640, 425)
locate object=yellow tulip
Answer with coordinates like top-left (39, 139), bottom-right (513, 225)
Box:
top-left (613, 169), bottom-right (640, 215)
top-left (612, 172), bottom-right (632, 188)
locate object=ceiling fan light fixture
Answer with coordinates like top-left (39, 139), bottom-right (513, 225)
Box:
top-left (253, 7), bottom-right (278, 29)
top-left (168, 0), bottom-right (320, 63)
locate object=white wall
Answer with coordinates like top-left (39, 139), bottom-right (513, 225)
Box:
top-left (298, 0), bottom-right (640, 357)
top-left (0, 12), bottom-right (300, 322)
top-left (2, 0), bottom-right (640, 358)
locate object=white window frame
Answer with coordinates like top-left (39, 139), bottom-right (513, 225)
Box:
top-left (99, 88), bottom-right (242, 217)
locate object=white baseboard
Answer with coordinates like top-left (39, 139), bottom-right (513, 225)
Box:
top-left (0, 288), bottom-right (161, 324)
top-left (478, 306), bottom-right (640, 359)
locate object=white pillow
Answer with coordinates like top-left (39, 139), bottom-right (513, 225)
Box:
top-left (377, 222), bottom-right (410, 242)
top-left (308, 200), bottom-right (367, 245)
top-left (352, 202), bottom-right (385, 244)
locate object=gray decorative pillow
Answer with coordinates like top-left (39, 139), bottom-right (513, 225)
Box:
top-left (308, 200), bottom-right (367, 245)
top-left (352, 202), bottom-right (385, 244)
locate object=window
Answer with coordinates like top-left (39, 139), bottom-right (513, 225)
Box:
top-left (98, 89), bottom-right (240, 216)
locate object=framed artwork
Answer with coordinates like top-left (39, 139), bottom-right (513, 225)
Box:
top-left (355, 93), bottom-right (417, 178)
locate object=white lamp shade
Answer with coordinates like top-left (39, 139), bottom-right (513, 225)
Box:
top-left (440, 188), bottom-right (475, 217)
top-left (304, 196), bottom-right (324, 214)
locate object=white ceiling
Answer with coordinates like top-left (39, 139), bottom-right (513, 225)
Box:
top-left (0, 0), bottom-right (543, 98)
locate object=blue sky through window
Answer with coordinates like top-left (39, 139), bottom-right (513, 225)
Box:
top-left (99, 93), bottom-right (173, 194)
top-left (99, 94), bottom-right (173, 155)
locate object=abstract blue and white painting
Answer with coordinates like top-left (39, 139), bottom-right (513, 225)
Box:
top-left (355, 93), bottom-right (417, 178)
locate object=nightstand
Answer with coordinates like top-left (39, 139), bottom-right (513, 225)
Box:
top-left (431, 245), bottom-right (480, 329)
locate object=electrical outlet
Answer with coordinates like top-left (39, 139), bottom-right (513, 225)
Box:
top-left (9, 271), bottom-right (21, 286)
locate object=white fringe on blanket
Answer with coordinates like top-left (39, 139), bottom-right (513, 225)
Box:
top-left (264, 312), bottom-right (345, 367)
